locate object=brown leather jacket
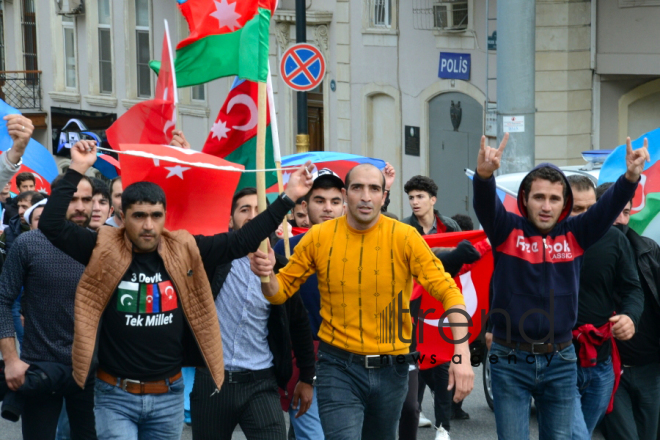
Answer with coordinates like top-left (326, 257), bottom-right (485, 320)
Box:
top-left (71, 227), bottom-right (224, 389)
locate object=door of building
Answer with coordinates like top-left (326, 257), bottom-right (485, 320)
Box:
top-left (428, 92), bottom-right (483, 224)
top-left (307, 83), bottom-right (324, 151)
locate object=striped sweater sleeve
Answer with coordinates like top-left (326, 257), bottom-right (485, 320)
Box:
top-left (407, 230), bottom-right (465, 309)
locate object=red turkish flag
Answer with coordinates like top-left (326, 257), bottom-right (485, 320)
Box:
top-left (106, 28), bottom-right (177, 149)
top-left (413, 230), bottom-right (493, 370)
top-left (116, 143), bottom-right (244, 235)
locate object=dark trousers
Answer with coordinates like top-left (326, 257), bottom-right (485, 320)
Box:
top-left (601, 363), bottom-right (660, 440)
top-left (399, 368), bottom-right (420, 440)
top-left (190, 368), bottom-right (286, 440)
top-left (419, 363), bottom-right (452, 431)
top-left (22, 379), bottom-right (96, 440)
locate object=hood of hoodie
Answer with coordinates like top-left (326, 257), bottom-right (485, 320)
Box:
top-left (516, 162), bottom-right (573, 225)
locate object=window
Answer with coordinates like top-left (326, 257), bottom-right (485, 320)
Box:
top-left (433, 1), bottom-right (468, 30)
top-left (372, 0), bottom-right (392, 28)
top-left (192, 85), bottom-right (205, 101)
top-left (135, 0), bottom-right (151, 98)
top-left (62, 16), bottom-right (77, 89)
top-left (98, 0), bottom-right (113, 94)
top-left (21, 0), bottom-right (38, 76)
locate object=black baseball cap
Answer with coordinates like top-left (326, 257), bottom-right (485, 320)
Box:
top-left (312, 168), bottom-right (344, 190)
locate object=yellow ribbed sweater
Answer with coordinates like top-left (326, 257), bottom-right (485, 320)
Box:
top-left (268, 215), bottom-right (465, 355)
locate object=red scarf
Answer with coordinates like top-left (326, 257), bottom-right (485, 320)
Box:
top-left (572, 322), bottom-right (621, 413)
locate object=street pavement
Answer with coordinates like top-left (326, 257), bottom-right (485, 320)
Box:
top-left (0, 364), bottom-right (606, 439)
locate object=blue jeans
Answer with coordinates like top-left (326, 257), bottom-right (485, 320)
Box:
top-left (572, 356), bottom-right (614, 440)
top-left (94, 377), bottom-right (185, 440)
top-left (490, 341), bottom-right (578, 440)
top-left (288, 387), bottom-right (324, 440)
top-left (316, 349), bottom-right (409, 440)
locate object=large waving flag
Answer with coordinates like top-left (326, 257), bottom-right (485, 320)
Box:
top-left (116, 143), bottom-right (243, 235)
top-left (267, 152), bottom-right (387, 196)
top-left (106, 22), bottom-right (177, 149)
top-left (202, 77), bottom-right (277, 190)
top-left (599, 128), bottom-right (660, 243)
top-left (0, 100), bottom-right (59, 193)
top-left (414, 230), bottom-right (492, 370)
top-left (171, 0), bottom-right (277, 86)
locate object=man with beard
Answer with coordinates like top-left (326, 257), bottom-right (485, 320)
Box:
top-left (0, 173), bottom-right (96, 440)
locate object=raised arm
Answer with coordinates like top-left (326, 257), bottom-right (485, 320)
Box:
top-left (195, 162), bottom-right (314, 272)
top-left (38, 140), bottom-right (98, 265)
top-left (472, 134), bottom-right (516, 247)
top-left (568, 137), bottom-right (647, 250)
top-left (0, 114), bottom-right (34, 189)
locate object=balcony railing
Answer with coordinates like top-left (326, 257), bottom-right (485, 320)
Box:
top-left (0, 70), bottom-right (42, 111)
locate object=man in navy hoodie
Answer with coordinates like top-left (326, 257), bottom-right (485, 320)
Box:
top-left (473, 134), bottom-right (649, 440)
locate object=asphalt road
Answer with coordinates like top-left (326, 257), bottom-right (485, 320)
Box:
top-left (0, 364), bottom-right (606, 439)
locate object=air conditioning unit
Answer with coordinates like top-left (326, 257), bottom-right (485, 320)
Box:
top-left (433, 1), bottom-right (468, 30)
top-left (54, 0), bottom-right (85, 15)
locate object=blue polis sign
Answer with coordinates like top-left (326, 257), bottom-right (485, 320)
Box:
top-left (438, 52), bottom-right (471, 80)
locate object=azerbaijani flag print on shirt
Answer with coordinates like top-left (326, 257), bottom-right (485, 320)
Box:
top-left (117, 280), bottom-right (178, 314)
top-left (175, 0), bottom-right (277, 86)
top-left (599, 128), bottom-right (660, 243)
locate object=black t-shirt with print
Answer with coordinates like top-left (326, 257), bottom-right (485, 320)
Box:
top-left (98, 251), bottom-right (184, 381)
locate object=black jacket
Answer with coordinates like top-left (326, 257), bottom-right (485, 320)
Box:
top-left (619, 225), bottom-right (660, 307)
top-left (210, 254), bottom-right (315, 390)
top-left (402, 210), bottom-right (461, 234)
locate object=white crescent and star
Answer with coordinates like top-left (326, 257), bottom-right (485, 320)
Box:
top-left (120, 294), bottom-right (133, 306)
top-left (422, 272), bottom-right (478, 328)
top-left (164, 286), bottom-right (175, 300)
top-left (226, 94), bottom-right (258, 132)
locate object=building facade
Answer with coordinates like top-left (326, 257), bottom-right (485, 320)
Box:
top-left (0, 0), bottom-right (659, 219)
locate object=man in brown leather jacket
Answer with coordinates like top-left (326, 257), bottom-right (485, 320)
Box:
top-left (38, 140), bottom-right (313, 440)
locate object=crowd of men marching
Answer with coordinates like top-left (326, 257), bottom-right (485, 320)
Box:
top-left (0, 113), bottom-right (659, 440)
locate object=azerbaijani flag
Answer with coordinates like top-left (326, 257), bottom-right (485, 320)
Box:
top-left (599, 128), bottom-right (660, 243)
top-left (172, 0), bottom-right (277, 86)
top-left (202, 77), bottom-right (277, 190)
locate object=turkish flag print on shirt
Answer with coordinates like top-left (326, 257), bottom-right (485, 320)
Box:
top-left (116, 143), bottom-right (244, 236)
top-left (106, 30), bottom-right (177, 149)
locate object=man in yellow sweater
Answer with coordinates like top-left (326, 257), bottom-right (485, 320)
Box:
top-left (251, 164), bottom-right (474, 440)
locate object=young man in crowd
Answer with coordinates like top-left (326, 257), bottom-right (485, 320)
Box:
top-left (473, 133), bottom-right (647, 439)
top-left (0, 172), bottom-right (95, 440)
top-left (274, 168), bottom-right (346, 440)
top-left (105, 176), bottom-right (123, 228)
top-left (289, 197), bottom-right (310, 229)
top-left (251, 163), bottom-right (474, 440)
top-left (567, 175), bottom-right (643, 439)
top-left (89, 180), bottom-right (112, 231)
top-left (600, 182), bottom-right (660, 440)
top-left (37, 140), bottom-right (313, 439)
top-left (450, 214), bottom-right (473, 233)
top-left (3, 172), bottom-right (37, 224)
top-left (402, 175), bottom-right (461, 235)
top-left (0, 191), bottom-right (47, 260)
top-left (191, 187), bottom-right (315, 440)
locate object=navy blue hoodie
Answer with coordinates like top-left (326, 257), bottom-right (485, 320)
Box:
top-left (473, 163), bottom-right (638, 344)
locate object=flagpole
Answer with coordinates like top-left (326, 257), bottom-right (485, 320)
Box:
top-left (267, 65), bottom-right (291, 258)
top-left (164, 19), bottom-right (180, 132)
top-left (256, 81), bottom-right (270, 283)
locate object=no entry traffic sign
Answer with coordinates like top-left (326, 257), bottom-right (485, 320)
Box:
top-left (280, 43), bottom-right (326, 92)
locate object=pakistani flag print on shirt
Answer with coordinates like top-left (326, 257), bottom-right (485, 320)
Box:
top-left (117, 280), bottom-right (178, 314)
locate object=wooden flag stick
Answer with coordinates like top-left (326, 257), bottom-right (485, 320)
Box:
top-left (256, 81), bottom-right (270, 283)
top-left (275, 161), bottom-right (291, 259)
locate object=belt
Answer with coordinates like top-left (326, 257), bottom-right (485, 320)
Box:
top-left (224, 367), bottom-right (275, 384)
top-left (97, 369), bottom-right (182, 395)
top-left (494, 337), bottom-right (572, 355)
top-left (319, 341), bottom-right (418, 369)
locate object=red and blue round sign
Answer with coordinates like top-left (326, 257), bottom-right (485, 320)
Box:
top-left (280, 43), bottom-right (326, 92)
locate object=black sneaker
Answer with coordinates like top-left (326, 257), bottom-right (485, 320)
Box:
top-left (451, 408), bottom-right (470, 420)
